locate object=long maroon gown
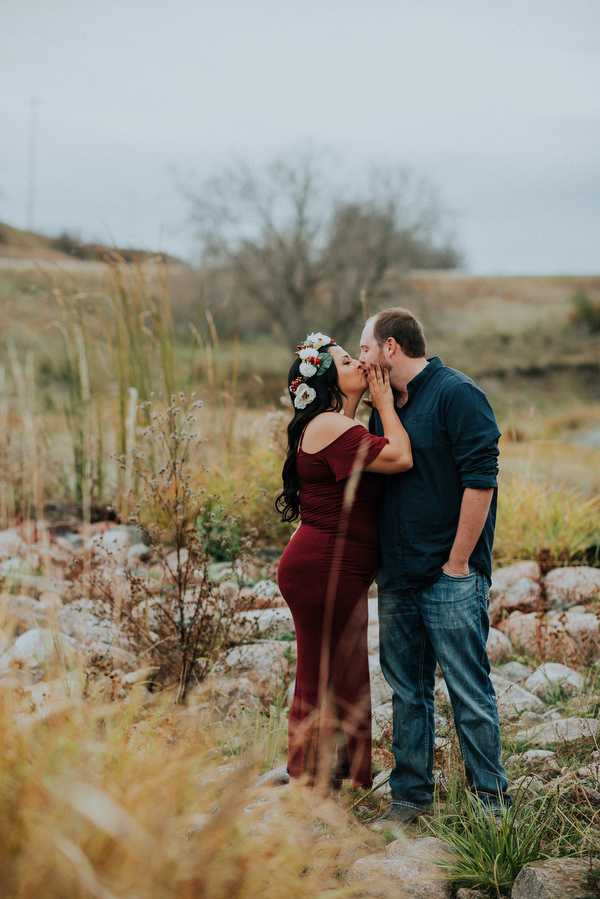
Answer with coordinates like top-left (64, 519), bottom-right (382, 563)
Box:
top-left (277, 425), bottom-right (388, 789)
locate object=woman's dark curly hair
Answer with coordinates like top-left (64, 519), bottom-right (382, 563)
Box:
top-left (275, 343), bottom-right (345, 522)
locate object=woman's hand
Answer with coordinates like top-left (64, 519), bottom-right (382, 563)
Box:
top-left (366, 363), bottom-right (394, 412)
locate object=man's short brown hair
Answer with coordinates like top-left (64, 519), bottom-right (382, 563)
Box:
top-left (372, 307), bottom-right (426, 358)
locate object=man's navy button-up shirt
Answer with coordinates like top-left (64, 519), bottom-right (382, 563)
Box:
top-left (369, 356), bottom-right (501, 590)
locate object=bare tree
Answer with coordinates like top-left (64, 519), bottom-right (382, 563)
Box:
top-left (186, 155), bottom-right (460, 346)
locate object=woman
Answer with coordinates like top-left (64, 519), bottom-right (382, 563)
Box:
top-left (276, 331), bottom-right (412, 825)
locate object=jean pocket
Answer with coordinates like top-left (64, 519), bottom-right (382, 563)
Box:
top-left (441, 570), bottom-right (475, 581)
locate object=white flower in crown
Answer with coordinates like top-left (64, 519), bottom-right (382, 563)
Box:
top-left (298, 347), bottom-right (316, 360)
top-left (294, 382), bottom-right (317, 409)
top-left (305, 332), bottom-right (332, 350)
top-left (299, 361), bottom-right (318, 378)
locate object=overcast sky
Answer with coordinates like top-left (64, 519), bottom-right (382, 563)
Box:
top-left (1, 0), bottom-right (599, 274)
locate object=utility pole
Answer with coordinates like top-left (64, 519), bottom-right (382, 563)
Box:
top-left (26, 98), bottom-right (41, 233)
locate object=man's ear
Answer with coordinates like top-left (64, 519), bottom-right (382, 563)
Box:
top-left (386, 337), bottom-right (398, 358)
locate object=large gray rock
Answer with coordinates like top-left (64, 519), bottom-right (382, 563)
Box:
top-left (221, 640), bottom-right (296, 698)
top-left (0, 628), bottom-right (77, 683)
top-left (370, 658), bottom-right (393, 707)
top-left (490, 673), bottom-right (545, 716)
top-left (347, 835), bottom-right (454, 898)
top-left (512, 857), bottom-right (600, 899)
top-left (502, 661), bottom-right (534, 682)
top-left (238, 579), bottom-right (286, 610)
top-left (10, 574), bottom-right (72, 600)
top-left (515, 717), bottom-right (600, 747)
top-left (184, 674), bottom-right (262, 722)
top-left (505, 748), bottom-right (556, 769)
top-left (234, 607), bottom-right (294, 637)
top-left (57, 598), bottom-right (129, 649)
top-left (550, 608), bottom-right (600, 661)
top-left (0, 593), bottom-right (47, 633)
top-left (545, 567), bottom-right (600, 610)
top-left (489, 577), bottom-right (542, 619)
top-left (498, 612), bottom-right (579, 662)
top-left (372, 701), bottom-right (393, 741)
top-left (523, 663), bottom-right (585, 701)
top-left (486, 627), bottom-right (513, 663)
top-left (491, 561), bottom-right (541, 592)
top-left (0, 528), bottom-right (27, 559)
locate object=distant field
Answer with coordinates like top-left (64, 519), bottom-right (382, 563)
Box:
top-left (0, 252), bottom-right (599, 501)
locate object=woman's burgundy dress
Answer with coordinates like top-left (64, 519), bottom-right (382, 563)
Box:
top-left (277, 425), bottom-right (387, 789)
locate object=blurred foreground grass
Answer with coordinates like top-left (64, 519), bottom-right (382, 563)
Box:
top-left (0, 678), bottom-right (371, 899)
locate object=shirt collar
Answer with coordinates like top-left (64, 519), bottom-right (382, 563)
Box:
top-left (406, 356), bottom-right (442, 399)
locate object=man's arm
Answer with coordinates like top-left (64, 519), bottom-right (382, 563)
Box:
top-left (443, 487), bottom-right (494, 577)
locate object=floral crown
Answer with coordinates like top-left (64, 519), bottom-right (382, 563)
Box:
top-left (290, 332), bottom-right (336, 409)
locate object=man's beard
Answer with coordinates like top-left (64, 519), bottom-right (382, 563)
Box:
top-left (378, 348), bottom-right (392, 372)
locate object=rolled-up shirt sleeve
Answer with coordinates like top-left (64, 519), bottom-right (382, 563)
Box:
top-left (443, 381), bottom-right (501, 489)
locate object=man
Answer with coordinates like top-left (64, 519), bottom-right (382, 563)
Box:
top-left (359, 307), bottom-right (510, 834)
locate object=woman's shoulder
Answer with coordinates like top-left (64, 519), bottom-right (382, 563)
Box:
top-left (301, 413), bottom-right (364, 454)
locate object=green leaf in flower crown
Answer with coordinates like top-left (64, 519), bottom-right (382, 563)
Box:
top-left (317, 352), bottom-right (333, 374)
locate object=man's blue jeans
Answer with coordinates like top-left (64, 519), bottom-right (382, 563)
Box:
top-left (378, 569), bottom-right (510, 810)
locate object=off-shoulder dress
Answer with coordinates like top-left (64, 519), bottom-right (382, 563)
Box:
top-left (277, 425), bottom-right (388, 788)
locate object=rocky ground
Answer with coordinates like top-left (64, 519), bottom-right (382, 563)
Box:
top-left (2, 522), bottom-right (600, 898)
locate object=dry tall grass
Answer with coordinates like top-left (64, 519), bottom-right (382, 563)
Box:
top-left (0, 681), bottom-right (363, 899)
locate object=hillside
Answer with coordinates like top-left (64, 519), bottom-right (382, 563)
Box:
top-left (0, 220), bottom-right (182, 264)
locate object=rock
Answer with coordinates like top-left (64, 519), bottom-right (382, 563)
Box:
top-left (456, 890), bottom-right (489, 899)
top-left (24, 675), bottom-right (84, 709)
top-left (80, 640), bottom-right (135, 671)
top-left (370, 663), bottom-right (393, 707)
top-left (372, 701), bottom-right (393, 741)
top-left (234, 607), bottom-right (294, 637)
top-left (545, 567), bottom-right (600, 610)
top-left (486, 627), bottom-right (513, 663)
top-left (516, 717), bottom-right (600, 747)
top-left (498, 612), bottom-right (579, 662)
top-left (38, 591), bottom-right (64, 615)
top-left (335, 840), bottom-right (371, 866)
top-left (490, 673), bottom-right (545, 716)
top-left (347, 835), bottom-right (454, 898)
top-left (255, 764), bottom-right (290, 787)
top-left (56, 598), bottom-right (129, 649)
top-left (512, 857), bottom-right (600, 899)
top-left (127, 543), bottom-right (152, 563)
top-left (553, 609), bottom-right (600, 661)
top-left (435, 679), bottom-right (450, 704)
top-left (523, 663), bottom-right (585, 701)
top-left (215, 580), bottom-right (239, 604)
top-left (516, 710), bottom-right (546, 728)
top-left (372, 768), bottom-right (392, 798)
top-left (101, 526), bottom-right (139, 555)
top-left (505, 749), bottom-right (556, 769)
top-left (103, 665), bottom-right (147, 686)
top-left (238, 579), bottom-right (286, 611)
top-left (0, 593), bottom-right (47, 632)
top-left (12, 675), bottom-right (85, 724)
top-left (491, 561), bottom-right (541, 592)
top-left (184, 674), bottom-right (262, 719)
top-left (510, 773), bottom-right (546, 795)
top-left (367, 618), bottom-right (379, 655)
top-left (0, 628), bottom-right (77, 683)
top-left (502, 661), bottom-right (534, 682)
top-left (489, 576), bottom-right (542, 619)
top-left (0, 528), bottom-right (27, 559)
top-left (14, 575), bottom-right (72, 600)
top-left (220, 642), bottom-right (295, 700)
top-left (562, 781), bottom-right (600, 807)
